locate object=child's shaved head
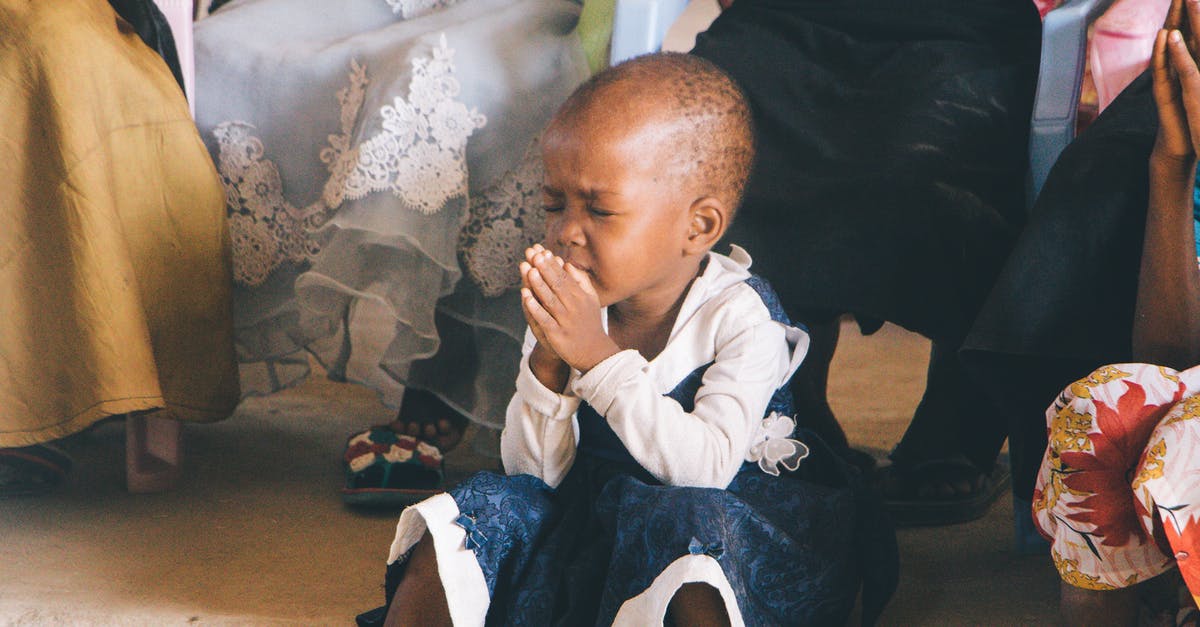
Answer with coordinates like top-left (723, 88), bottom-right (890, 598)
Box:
top-left (548, 52), bottom-right (755, 214)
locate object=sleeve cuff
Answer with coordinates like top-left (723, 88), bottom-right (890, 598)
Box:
top-left (571, 349), bottom-right (649, 416)
top-left (515, 353), bottom-right (579, 420)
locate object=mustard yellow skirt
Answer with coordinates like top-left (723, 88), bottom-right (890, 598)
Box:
top-left (0, 0), bottom-right (239, 447)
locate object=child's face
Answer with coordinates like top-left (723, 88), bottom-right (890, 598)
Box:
top-left (540, 111), bottom-right (695, 308)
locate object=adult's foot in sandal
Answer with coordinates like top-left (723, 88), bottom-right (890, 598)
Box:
top-left (389, 388), bottom-right (470, 453)
top-left (878, 456), bottom-right (1010, 527)
top-left (0, 444), bottom-right (73, 498)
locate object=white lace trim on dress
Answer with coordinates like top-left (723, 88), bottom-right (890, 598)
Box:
top-left (213, 36), bottom-right (487, 287)
top-left (384, 0), bottom-right (464, 20)
top-left (459, 137), bottom-right (546, 297)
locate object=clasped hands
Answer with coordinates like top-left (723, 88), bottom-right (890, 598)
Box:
top-left (1153, 0), bottom-right (1200, 170)
top-left (520, 244), bottom-right (619, 391)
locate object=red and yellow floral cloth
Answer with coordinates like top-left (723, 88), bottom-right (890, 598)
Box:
top-left (1035, 363), bottom-right (1200, 603)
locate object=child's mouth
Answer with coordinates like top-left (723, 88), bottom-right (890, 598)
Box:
top-left (561, 256), bottom-right (592, 274)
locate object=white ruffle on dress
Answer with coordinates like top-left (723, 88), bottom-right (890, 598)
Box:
top-left (193, 0), bottom-right (589, 426)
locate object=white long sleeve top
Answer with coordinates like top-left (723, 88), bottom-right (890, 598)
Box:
top-left (500, 246), bottom-right (810, 490)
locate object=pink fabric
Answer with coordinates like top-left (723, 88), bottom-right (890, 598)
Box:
top-left (1090, 0), bottom-right (1170, 111)
top-left (1033, 0), bottom-right (1059, 20)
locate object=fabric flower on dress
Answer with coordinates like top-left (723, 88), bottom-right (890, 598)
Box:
top-left (745, 412), bottom-right (810, 476)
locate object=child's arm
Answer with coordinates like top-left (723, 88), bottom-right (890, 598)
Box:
top-left (499, 328), bottom-right (581, 487)
top-left (498, 246), bottom-right (593, 487)
top-left (573, 312), bottom-right (793, 488)
top-left (1137, 4), bottom-right (1200, 368)
top-left (518, 247), bottom-right (797, 488)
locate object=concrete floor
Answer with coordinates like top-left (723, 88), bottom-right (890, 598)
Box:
top-left (0, 320), bottom-right (1062, 625)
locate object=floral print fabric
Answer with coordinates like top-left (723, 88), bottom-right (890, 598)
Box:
top-left (1034, 363), bottom-right (1200, 603)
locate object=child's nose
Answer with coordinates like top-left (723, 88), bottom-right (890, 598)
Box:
top-left (551, 212), bottom-right (586, 249)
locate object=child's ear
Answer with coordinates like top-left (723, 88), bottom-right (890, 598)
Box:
top-left (684, 196), bottom-right (728, 254)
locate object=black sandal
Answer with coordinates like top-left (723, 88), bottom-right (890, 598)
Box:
top-left (0, 444), bottom-right (73, 498)
top-left (877, 456), bottom-right (1010, 527)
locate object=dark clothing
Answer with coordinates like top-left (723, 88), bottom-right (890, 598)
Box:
top-left (690, 0), bottom-right (1043, 475)
top-left (692, 0), bottom-right (1042, 345)
top-left (963, 72), bottom-right (1159, 498)
top-left (108, 0), bottom-right (185, 91)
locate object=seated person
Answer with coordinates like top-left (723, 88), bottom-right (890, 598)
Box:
top-left (192, 0), bottom-right (593, 501)
top-left (963, 0), bottom-right (1191, 530)
top-left (358, 54), bottom-right (896, 626)
top-left (1035, 1), bottom-right (1200, 622)
top-left (690, 0), bottom-right (1043, 522)
top-left (0, 0), bottom-right (239, 495)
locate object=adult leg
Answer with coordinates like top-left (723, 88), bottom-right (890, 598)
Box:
top-left (887, 342), bottom-right (1007, 498)
top-left (384, 532), bottom-right (452, 627)
top-left (1060, 584), bottom-right (1139, 627)
top-left (789, 317), bottom-right (885, 474)
top-left (790, 318), bottom-right (846, 449)
top-left (1060, 569), bottom-right (1187, 627)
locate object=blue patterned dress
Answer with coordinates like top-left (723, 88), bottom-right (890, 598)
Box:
top-left (360, 273), bottom-right (897, 626)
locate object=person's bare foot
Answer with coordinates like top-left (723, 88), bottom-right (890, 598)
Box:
top-left (389, 388), bottom-right (469, 453)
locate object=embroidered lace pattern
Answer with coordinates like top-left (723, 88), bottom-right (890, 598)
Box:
top-left (216, 121), bottom-right (330, 287)
top-left (459, 138), bottom-right (546, 297)
top-left (339, 36), bottom-right (487, 213)
top-left (384, 0), bottom-right (463, 19)
top-left (213, 37), bottom-right (486, 286)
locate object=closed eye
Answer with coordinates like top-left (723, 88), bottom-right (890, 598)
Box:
top-left (542, 205), bottom-right (564, 213)
top-left (588, 206), bottom-right (614, 217)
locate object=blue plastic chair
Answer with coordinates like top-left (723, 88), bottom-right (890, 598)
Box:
top-left (610, 0), bottom-right (1119, 553)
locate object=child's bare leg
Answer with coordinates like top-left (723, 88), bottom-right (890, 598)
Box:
top-left (1059, 582), bottom-right (1138, 627)
top-left (384, 532), bottom-right (452, 627)
top-left (667, 583), bottom-right (730, 627)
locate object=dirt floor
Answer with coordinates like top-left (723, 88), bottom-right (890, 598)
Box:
top-left (0, 321), bottom-right (1061, 625)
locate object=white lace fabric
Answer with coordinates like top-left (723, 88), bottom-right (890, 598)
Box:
top-left (193, 0), bottom-right (591, 428)
top-left (459, 138), bottom-right (546, 297)
top-left (385, 0), bottom-right (463, 19)
top-left (214, 37), bottom-right (486, 287)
